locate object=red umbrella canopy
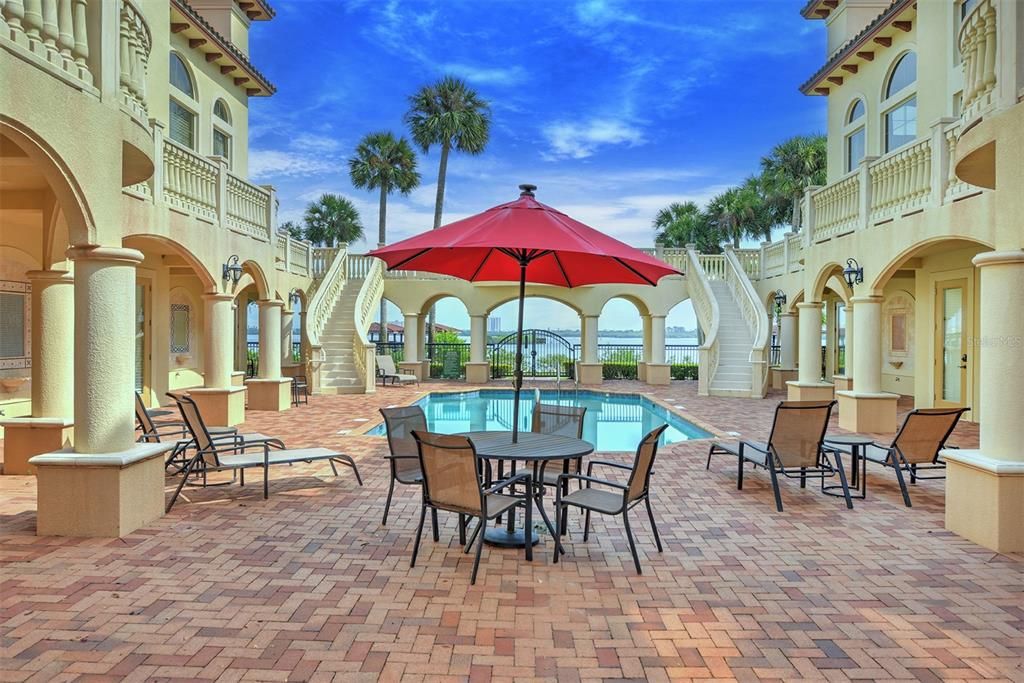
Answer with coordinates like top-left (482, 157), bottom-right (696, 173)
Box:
top-left (369, 185), bottom-right (680, 286)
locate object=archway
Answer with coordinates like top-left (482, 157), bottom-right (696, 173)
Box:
top-left (665, 299), bottom-right (700, 380)
top-left (486, 297), bottom-right (582, 380)
top-left (597, 297), bottom-right (647, 379)
top-left (422, 295), bottom-right (470, 379)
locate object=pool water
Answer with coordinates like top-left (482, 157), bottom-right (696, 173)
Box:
top-left (366, 389), bottom-right (711, 451)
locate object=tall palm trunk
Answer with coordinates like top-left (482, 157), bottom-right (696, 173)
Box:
top-left (378, 183), bottom-right (388, 343)
top-left (427, 141), bottom-right (451, 348)
top-left (791, 194), bottom-right (801, 231)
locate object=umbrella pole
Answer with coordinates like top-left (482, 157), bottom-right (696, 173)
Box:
top-left (512, 259), bottom-right (527, 443)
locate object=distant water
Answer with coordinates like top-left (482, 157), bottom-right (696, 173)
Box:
top-left (249, 333), bottom-right (697, 346)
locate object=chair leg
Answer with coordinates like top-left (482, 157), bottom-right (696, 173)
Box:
top-left (800, 467), bottom-right (807, 489)
top-left (892, 463), bottom-right (913, 508)
top-left (329, 459), bottom-right (338, 476)
top-left (431, 507), bottom-right (440, 542)
top-left (459, 514), bottom-right (467, 546)
top-left (465, 519), bottom-right (481, 553)
top-left (910, 464), bottom-right (917, 485)
top-left (263, 465), bottom-right (269, 499)
top-left (767, 465), bottom-right (784, 512)
top-left (553, 505), bottom-right (563, 564)
top-left (524, 502), bottom-right (533, 563)
top-left (645, 497), bottom-right (663, 553)
top-left (470, 517), bottom-right (486, 585)
top-left (706, 445), bottom-right (713, 470)
top-left (240, 468), bottom-right (245, 486)
top-left (834, 458), bottom-right (854, 510)
top-left (737, 456), bottom-right (744, 490)
top-left (623, 508), bottom-right (642, 575)
top-left (583, 509), bottom-right (591, 542)
top-left (167, 454), bottom-right (198, 512)
top-left (411, 504), bottom-right (427, 568)
top-left (382, 479), bottom-right (395, 526)
top-left (333, 455), bottom-right (362, 485)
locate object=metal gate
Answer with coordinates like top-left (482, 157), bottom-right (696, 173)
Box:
top-left (489, 329), bottom-right (577, 379)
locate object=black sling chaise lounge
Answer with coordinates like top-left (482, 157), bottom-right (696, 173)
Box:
top-left (706, 400), bottom-right (853, 512)
top-left (166, 393), bottom-right (361, 511)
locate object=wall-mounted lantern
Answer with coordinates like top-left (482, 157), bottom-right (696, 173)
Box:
top-left (843, 258), bottom-right (864, 289)
top-left (222, 255), bottom-right (242, 285)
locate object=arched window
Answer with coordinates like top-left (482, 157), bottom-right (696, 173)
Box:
top-left (168, 53), bottom-right (197, 149)
top-left (212, 99), bottom-right (232, 167)
top-left (844, 98), bottom-right (866, 172)
top-left (883, 52), bottom-right (917, 152)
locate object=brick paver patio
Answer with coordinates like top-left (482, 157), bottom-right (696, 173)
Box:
top-left (1, 381), bottom-right (1021, 681)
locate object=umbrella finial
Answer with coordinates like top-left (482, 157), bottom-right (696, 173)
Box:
top-left (518, 183), bottom-right (537, 197)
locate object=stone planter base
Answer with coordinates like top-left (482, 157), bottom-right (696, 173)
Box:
top-left (944, 450), bottom-right (1024, 553)
top-left (645, 363), bottom-right (670, 386)
top-left (577, 363), bottom-right (603, 386)
top-left (0, 418), bottom-right (73, 475)
top-left (399, 361), bottom-right (426, 382)
top-left (786, 381), bottom-right (834, 402)
top-left (465, 362), bottom-right (490, 384)
top-left (637, 362), bottom-right (647, 382)
top-left (836, 390), bottom-right (898, 432)
top-left (832, 375), bottom-right (853, 391)
top-left (771, 368), bottom-right (798, 390)
top-left (30, 442), bottom-right (171, 537)
top-left (188, 386), bottom-right (246, 426)
top-left (246, 378), bottom-right (293, 412)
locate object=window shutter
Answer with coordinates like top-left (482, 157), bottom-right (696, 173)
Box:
top-left (0, 292), bottom-right (26, 358)
top-left (169, 100), bottom-right (195, 148)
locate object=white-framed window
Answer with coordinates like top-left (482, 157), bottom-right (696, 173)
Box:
top-left (882, 51), bottom-right (917, 153)
top-left (212, 99), bottom-right (233, 168)
top-left (170, 303), bottom-right (191, 354)
top-left (844, 98), bottom-right (866, 172)
top-left (169, 53), bottom-right (198, 149)
top-left (0, 280), bottom-right (31, 369)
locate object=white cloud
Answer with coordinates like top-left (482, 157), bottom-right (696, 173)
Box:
top-left (249, 150), bottom-right (340, 179)
top-left (291, 133), bottom-right (345, 154)
top-left (441, 62), bottom-right (527, 87)
top-left (541, 118), bottom-right (645, 160)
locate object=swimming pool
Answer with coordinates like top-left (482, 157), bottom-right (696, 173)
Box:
top-left (366, 389), bottom-right (712, 451)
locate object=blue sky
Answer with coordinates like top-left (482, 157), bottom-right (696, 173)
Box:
top-left (249, 0), bottom-right (825, 333)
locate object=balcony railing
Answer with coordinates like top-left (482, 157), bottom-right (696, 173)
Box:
top-left (118, 0), bottom-right (150, 122)
top-left (1, 0), bottom-right (98, 93)
top-left (274, 234), bottom-right (313, 276)
top-left (811, 171), bottom-right (859, 240)
top-left (959, 0), bottom-right (997, 123)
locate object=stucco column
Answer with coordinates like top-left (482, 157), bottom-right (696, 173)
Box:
top-left (944, 251), bottom-right (1024, 553)
top-left (68, 246), bottom-right (143, 454)
top-left (779, 313), bottom-right (797, 368)
top-left (823, 301), bottom-right (837, 379)
top-left (649, 315), bottom-right (666, 364)
top-left (281, 308), bottom-right (295, 366)
top-left (850, 296), bottom-right (882, 393)
top-left (836, 295), bottom-right (897, 432)
top-left (797, 302), bottom-right (823, 385)
top-left (257, 300), bottom-right (283, 379)
top-left (188, 293), bottom-right (246, 427)
top-left (641, 315), bottom-right (652, 363)
top-left (582, 315), bottom-right (599, 363)
top-left (203, 294), bottom-right (234, 388)
top-left (403, 314), bottom-right (419, 362)
top-left (843, 304), bottom-right (854, 378)
top-left (470, 314), bottom-right (487, 363)
top-left (27, 269), bottom-right (74, 417)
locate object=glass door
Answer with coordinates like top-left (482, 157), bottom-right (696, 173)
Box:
top-left (935, 279), bottom-right (968, 407)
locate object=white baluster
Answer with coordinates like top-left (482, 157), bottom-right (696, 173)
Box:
top-left (23, 0), bottom-right (41, 43)
top-left (40, 0), bottom-right (57, 56)
top-left (71, 0), bottom-right (88, 78)
top-left (4, 0), bottom-right (26, 35)
top-left (56, 0), bottom-right (72, 60)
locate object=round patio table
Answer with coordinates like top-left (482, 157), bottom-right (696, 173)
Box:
top-left (459, 431), bottom-right (594, 548)
top-left (823, 434), bottom-right (874, 499)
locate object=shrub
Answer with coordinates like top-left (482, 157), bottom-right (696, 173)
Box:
top-left (670, 363), bottom-right (699, 380)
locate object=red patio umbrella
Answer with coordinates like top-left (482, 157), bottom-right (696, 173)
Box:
top-left (369, 184), bottom-right (680, 440)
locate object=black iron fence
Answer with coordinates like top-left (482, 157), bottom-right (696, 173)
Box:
top-left (770, 344), bottom-right (781, 366)
top-left (244, 341), bottom-right (302, 378)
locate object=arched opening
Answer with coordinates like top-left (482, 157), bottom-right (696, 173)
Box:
top-left (868, 236), bottom-right (992, 416)
top-left (597, 297), bottom-right (646, 380)
top-left (664, 299), bottom-right (700, 380)
top-left (421, 295), bottom-right (470, 379)
top-left (486, 297), bottom-right (581, 380)
top-left (881, 50), bottom-right (917, 153)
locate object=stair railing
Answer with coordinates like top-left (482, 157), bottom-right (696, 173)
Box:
top-left (305, 247), bottom-right (349, 366)
top-left (723, 247), bottom-right (771, 397)
top-left (351, 257), bottom-right (385, 392)
top-left (685, 247), bottom-right (720, 396)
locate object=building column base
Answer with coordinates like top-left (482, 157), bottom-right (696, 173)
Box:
top-left (577, 363), bottom-right (603, 386)
top-left (465, 362), bottom-right (490, 384)
top-left (188, 387), bottom-right (246, 426)
top-left (245, 378), bottom-right (293, 412)
top-left (30, 443), bottom-right (171, 537)
top-left (771, 368), bottom-right (798, 390)
top-left (786, 381), bottom-right (834, 402)
top-left (645, 363), bottom-right (671, 386)
top-left (0, 418), bottom-right (74, 475)
top-left (943, 450), bottom-right (1024, 553)
top-left (637, 362), bottom-right (647, 382)
top-left (399, 361), bottom-right (426, 381)
top-left (230, 371), bottom-right (246, 388)
top-left (832, 375), bottom-right (853, 392)
top-left (836, 390), bottom-right (898, 432)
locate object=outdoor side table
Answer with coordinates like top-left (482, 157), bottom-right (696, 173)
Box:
top-left (459, 431), bottom-right (594, 548)
top-left (823, 434), bottom-right (875, 499)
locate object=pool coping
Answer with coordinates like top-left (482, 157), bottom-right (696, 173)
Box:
top-left (348, 384), bottom-right (726, 446)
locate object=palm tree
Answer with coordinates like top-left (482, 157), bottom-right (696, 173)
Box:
top-left (760, 134), bottom-right (826, 231)
top-left (348, 131), bottom-right (420, 331)
top-left (280, 220), bottom-right (304, 241)
top-left (653, 201), bottom-right (720, 253)
top-left (302, 194), bottom-right (364, 247)
top-left (404, 76), bottom-right (491, 230)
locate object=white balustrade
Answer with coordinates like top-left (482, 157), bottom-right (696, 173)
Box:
top-left (868, 138), bottom-right (932, 222)
top-left (118, 0), bottom-right (150, 121)
top-left (305, 247), bottom-right (349, 358)
top-left (697, 254), bottom-right (726, 281)
top-left (959, 0), bottom-right (997, 122)
top-left (724, 249), bottom-right (770, 396)
top-left (686, 248), bottom-right (720, 396)
top-left (811, 172), bottom-right (860, 241)
top-left (310, 247), bottom-right (340, 278)
top-left (225, 172), bottom-right (271, 241)
top-left (289, 239), bottom-right (309, 276)
top-left (162, 139), bottom-right (218, 220)
top-left (2, 0), bottom-right (96, 89)
top-left (763, 241), bottom-right (785, 278)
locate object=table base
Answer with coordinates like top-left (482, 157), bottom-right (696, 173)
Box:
top-left (822, 449), bottom-right (867, 499)
top-left (484, 528), bottom-right (539, 548)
